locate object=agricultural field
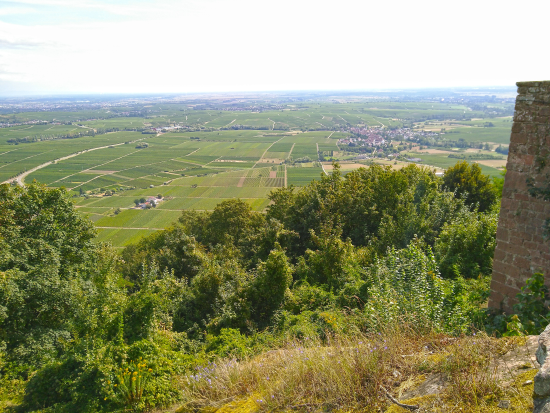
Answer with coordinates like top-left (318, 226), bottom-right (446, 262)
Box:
top-left (0, 95), bottom-right (514, 246)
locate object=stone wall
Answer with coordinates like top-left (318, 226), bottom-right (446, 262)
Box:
top-left (489, 81), bottom-right (550, 311)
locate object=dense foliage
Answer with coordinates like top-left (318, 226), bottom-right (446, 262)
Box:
top-left (0, 162), bottom-right (511, 412)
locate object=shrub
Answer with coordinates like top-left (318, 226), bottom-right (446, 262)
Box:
top-left (364, 240), bottom-right (484, 333)
top-left (434, 207), bottom-right (498, 279)
top-left (493, 273), bottom-right (550, 336)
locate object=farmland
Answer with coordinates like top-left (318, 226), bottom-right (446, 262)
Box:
top-left (0, 91), bottom-right (514, 246)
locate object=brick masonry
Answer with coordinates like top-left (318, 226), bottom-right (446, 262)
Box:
top-left (489, 81), bottom-right (550, 311)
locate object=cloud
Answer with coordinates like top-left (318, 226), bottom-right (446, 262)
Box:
top-left (0, 37), bottom-right (50, 49)
top-left (1, 0), bottom-right (188, 19)
top-left (0, 6), bottom-right (38, 16)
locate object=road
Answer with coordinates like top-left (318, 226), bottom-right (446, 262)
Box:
top-left (2, 134), bottom-right (159, 186)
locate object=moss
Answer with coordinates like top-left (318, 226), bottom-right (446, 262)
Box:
top-left (215, 395), bottom-right (261, 413)
top-left (510, 368), bottom-right (537, 407)
top-left (384, 394), bottom-right (437, 412)
top-left (395, 374), bottom-right (426, 396)
top-left (175, 395), bottom-right (261, 413)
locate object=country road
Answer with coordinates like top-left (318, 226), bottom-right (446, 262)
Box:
top-left (1, 134), bottom-right (160, 186)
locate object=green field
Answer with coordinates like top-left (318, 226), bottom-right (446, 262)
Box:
top-left (0, 98), bottom-right (512, 246)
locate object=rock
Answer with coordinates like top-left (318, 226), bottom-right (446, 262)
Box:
top-left (400, 373), bottom-right (445, 400)
top-left (498, 399), bottom-right (511, 409)
top-left (534, 324), bottom-right (550, 413)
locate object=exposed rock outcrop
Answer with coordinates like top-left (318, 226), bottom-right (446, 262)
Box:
top-left (535, 324), bottom-right (550, 412)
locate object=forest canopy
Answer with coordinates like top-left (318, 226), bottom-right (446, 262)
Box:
top-left (0, 162), bottom-right (503, 412)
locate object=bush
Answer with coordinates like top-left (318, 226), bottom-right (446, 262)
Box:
top-left (204, 328), bottom-right (252, 359)
top-left (492, 273), bottom-right (550, 336)
top-left (364, 240), bottom-right (484, 333)
top-left (434, 207), bottom-right (498, 279)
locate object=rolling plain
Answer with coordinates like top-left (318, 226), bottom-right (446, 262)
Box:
top-left (0, 97), bottom-right (514, 247)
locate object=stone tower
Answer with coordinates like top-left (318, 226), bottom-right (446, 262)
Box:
top-left (489, 81), bottom-right (550, 311)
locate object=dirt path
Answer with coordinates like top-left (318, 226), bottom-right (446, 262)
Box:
top-left (9, 125), bottom-right (34, 131)
top-left (2, 134), bottom-right (158, 186)
top-left (52, 149), bottom-right (142, 188)
top-left (254, 136), bottom-right (285, 168)
top-left (204, 156), bottom-right (222, 167)
top-left (269, 171), bottom-right (277, 178)
top-left (237, 176), bottom-right (246, 187)
top-left (287, 143), bottom-right (295, 159)
top-left (0, 148), bottom-right (21, 157)
top-left (225, 119), bottom-right (237, 127)
top-left (268, 118), bottom-right (276, 130)
top-left (0, 150), bottom-right (54, 173)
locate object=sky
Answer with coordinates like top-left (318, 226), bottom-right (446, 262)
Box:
top-left (0, 0), bottom-right (548, 96)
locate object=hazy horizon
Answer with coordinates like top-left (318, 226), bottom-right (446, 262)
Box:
top-left (0, 85), bottom-right (520, 100)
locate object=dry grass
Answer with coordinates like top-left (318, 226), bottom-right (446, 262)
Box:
top-left (173, 324), bottom-right (535, 413)
top-left (475, 159), bottom-right (507, 168)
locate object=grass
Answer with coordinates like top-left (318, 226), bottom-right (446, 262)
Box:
top-left (287, 167), bottom-right (324, 186)
top-left (175, 324), bottom-right (533, 413)
top-left (405, 153), bottom-right (502, 177)
top-left (95, 228), bottom-right (157, 246)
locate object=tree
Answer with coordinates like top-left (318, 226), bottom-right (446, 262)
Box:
top-left (0, 183), bottom-right (105, 366)
top-left (250, 243), bottom-right (293, 325)
top-left (442, 161), bottom-right (498, 213)
top-left (204, 199), bottom-right (256, 247)
top-left (139, 197), bottom-right (147, 204)
top-left (134, 199), bottom-right (140, 206)
top-left (434, 207), bottom-right (498, 278)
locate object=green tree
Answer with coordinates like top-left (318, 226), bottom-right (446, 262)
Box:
top-left (204, 199), bottom-right (256, 247)
top-left (120, 225), bottom-right (207, 284)
top-left (434, 207), bottom-right (498, 278)
top-left (0, 183), bottom-right (116, 366)
top-left (250, 243), bottom-right (293, 325)
top-left (295, 228), bottom-right (363, 291)
top-left (442, 160), bottom-right (497, 212)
